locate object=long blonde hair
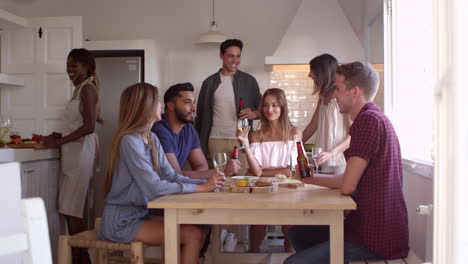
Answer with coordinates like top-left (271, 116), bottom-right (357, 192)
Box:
top-left (104, 83), bottom-right (160, 195)
top-left (257, 88), bottom-right (293, 143)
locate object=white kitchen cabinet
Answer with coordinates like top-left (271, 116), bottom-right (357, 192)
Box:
top-left (0, 16), bottom-right (83, 137)
top-left (21, 158), bottom-right (60, 263)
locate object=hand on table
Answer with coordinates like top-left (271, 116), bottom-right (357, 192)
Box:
top-left (198, 172), bottom-right (226, 192)
top-left (294, 164), bottom-right (315, 181)
top-left (224, 159), bottom-right (240, 177)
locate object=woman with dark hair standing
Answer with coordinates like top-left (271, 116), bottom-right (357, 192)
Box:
top-left (98, 83), bottom-right (224, 264)
top-left (302, 54), bottom-right (351, 174)
top-left (39, 48), bottom-right (103, 263)
top-left (237, 88), bottom-right (301, 253)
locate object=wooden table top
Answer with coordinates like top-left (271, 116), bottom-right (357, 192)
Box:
top-left (148, 184), bottom-right (356, 210)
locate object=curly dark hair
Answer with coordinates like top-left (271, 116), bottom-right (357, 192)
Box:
top-left (220, 39), bottom-right (243, 55)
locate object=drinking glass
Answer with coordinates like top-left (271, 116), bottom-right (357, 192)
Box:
top-left (0, 115), bottom-right (12, 144)
top-left (237, 118), bottom-right (249, 149)
top-left (212, 152), bottom-right (227, 191)
top-left (289, 154), bottom-right (295, 180)
top-left (311, 147), bottom-right (323, 173)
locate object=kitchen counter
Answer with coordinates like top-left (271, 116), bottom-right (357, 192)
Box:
top-left (0, 147), bottom-right (60, 163)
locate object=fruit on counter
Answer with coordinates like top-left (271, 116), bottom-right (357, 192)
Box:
top-left (10, 134), bottom-right (22, 144)
top-left (22, 140), bottom-right (37, 144)
top-left (32, 134), bottom-right (41, 143)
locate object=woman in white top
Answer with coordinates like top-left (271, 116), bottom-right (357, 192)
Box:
top-left (237, 88), bottom-right (301, 252)
top-left (303, 54), bottom-right (351, 174)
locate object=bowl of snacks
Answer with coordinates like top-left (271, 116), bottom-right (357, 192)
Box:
top-left (231, 176), bottom-right (258, 187)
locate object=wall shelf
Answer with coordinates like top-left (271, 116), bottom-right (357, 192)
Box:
top-left (0, 73), bottom-right (24, 87)
top-left (0, 8), bottom-right (28, 29)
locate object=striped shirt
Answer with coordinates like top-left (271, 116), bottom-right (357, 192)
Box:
top-left (98, 133), bottom-right (205, 243)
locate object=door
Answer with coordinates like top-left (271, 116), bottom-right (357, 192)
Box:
top-left (92, 55), bottom-right (142, 217)
top-left (0, 16), bottom-right (82, 136)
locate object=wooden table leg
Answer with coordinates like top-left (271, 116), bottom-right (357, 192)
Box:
top-left (329, 210), bottom-right (344, 264)
top-left (164, 208), bottom-right (180, 264)
top-left (210, 225), bottom-right (222, 263)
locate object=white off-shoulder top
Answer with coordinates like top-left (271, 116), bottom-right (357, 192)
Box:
top-left (249, 141), bottom-right (298, 169)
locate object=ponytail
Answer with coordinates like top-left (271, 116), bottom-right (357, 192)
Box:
top-left (92, 72), bottom-right (104, 125)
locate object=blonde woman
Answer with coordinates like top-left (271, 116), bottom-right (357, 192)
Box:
top-left (98, 83), bottom-right (224, 264)
top-left (236, 88), bottom-right (301, 253)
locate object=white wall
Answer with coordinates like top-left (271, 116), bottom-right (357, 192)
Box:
top-left (338, 0), bottom-right (383, 63)
top-left (0, 0), bottom-right (302, 96)
top-left (403, 167), bottom-right (433, 261)
top-left (273, 0), bottom-right (364, 63)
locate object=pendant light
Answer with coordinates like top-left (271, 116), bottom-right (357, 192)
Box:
top-left (198, 0), bottom-right (229, 43)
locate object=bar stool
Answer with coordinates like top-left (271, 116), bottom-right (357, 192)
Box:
top-left (58, 218), bottom-right (164, 264)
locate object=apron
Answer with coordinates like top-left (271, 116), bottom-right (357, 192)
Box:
top-left (58, 77), bottom-right (99, 219)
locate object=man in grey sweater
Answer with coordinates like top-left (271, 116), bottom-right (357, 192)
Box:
top-left (195, 39), bottom-right (261, 173)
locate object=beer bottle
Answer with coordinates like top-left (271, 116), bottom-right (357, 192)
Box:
top-left (238, 98), bottom-right (245, 117)
top-left (296, 140), bottom-right (312, 178)
top-left (231, 146), bottom-right (239, 160)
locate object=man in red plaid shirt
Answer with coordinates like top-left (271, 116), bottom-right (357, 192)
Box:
top-left (285, 62), bottom-right (409, 264)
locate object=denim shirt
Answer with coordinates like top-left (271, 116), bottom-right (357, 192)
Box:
top-left (195, 69), bottom-right (261, 156)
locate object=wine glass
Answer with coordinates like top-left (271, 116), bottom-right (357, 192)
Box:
top-left (237, 118), bottom-right (249, 149)
top-left (311, 147), bottom-right (323, 173)
top-left (212, 152), bottom-right (227, 191)
top-left (0, 115), bottom-right (12, 144)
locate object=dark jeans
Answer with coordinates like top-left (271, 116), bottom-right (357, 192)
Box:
top-left (284, 225), bottom-right (382, 264)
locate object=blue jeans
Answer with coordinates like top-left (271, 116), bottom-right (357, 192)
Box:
top-left (283, 226), bottom-right (381, 264)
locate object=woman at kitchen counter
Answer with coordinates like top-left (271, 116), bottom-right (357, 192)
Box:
top-left (39, 48), bottom-right (103, 264)
top-left (302, 54), bottom-right (351, 174)
top-left (236, 88), bottom-right (301, 253)
top-left (98, 83), bottom-right (224, 264)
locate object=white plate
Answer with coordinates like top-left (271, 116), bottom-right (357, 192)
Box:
top-left (231, 176), bottom-right (259, 180)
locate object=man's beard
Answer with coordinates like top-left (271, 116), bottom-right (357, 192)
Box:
top-left (176, 110), bottom-right (195, 124)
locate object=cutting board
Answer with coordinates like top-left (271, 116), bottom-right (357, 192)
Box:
top-left (7, 143), bottom-right (47, 149)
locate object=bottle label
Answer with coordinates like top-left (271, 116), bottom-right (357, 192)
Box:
top-left (298, 163), bottom-right (311, 178)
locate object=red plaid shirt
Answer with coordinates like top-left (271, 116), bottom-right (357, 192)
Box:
top-left (344, 102), bottom-right (409, 259)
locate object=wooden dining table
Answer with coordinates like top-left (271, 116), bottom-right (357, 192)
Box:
top-left (147, 183), bottom-right (356, 264)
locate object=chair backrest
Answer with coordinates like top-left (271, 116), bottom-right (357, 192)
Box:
top-left (0, 162), bottom-right (52, 264)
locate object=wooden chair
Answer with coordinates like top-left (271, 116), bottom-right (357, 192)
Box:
top-left (58, 218), bottom-right (164, 264)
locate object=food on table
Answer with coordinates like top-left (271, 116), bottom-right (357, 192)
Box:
top-left (235, 179), bottom-right (250, 187)
top-left (255, 178), bottom-right (275, 187)
top-left (231, 176), bottom-right (258, 187)
top-left (274, 174), bottom-right (287, 182)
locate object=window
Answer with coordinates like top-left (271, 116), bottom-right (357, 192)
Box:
top-left (387, 0), bottom-right (434, 163)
